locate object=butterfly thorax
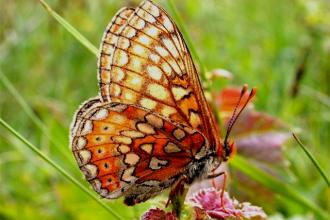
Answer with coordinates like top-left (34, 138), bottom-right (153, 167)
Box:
top-left (185, 148), bottom-right (221, 183)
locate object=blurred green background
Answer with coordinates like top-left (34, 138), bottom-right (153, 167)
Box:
top-left (0, 0), bottom-right (329, 219)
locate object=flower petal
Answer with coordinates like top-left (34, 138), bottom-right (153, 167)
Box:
top-left (188, 188), bottom-right (267, 220)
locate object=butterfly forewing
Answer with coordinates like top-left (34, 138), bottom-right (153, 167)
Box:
top-left (97, 0), bottom-right (221, 150)
top-left (98, 7), bottom-right (135, 97)
top-left (70, 98), bottom-right (208, 202)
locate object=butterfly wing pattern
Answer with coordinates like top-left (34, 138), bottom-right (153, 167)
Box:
top-left (70, 0), bottom-right (224, 205)
top-left (98, 0), bottom-right (222, 150)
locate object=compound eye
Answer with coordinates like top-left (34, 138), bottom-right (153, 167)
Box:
top-left (218, 140), bottom-right (236, 161)
top-left (227, 141), bottom-right (236, 159)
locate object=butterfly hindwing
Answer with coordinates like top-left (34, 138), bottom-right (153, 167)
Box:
top-left (70, 98), bottom-right (208, 203)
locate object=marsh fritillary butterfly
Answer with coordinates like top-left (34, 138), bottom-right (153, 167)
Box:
top-left (70, 0), bottom-right (255, 205)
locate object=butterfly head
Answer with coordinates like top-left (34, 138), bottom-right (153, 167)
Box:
top-left (219, 85), bottom-right (256, 161)
top-left (221, 139), bottom-right (236, 161)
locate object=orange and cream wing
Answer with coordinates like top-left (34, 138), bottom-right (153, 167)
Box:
top-left (70, 98), bottom-right (207, 202)
top-left (97, 6), bottom-right (134, 83)
top-left (98, 0), bottom-right (221, 150)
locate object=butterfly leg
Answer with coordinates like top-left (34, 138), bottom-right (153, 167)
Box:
top-left (207, 171), bottom-right (225, 180)
top-left (207, 171), bottom-right (226, 203)
top-left (207, 171), bottom-right (229, 213)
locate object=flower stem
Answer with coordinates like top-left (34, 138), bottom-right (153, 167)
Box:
top-left (171, 185), bottom-right (188, 217)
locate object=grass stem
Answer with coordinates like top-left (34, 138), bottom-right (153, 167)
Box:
top-left (293, 133), bottom-right (330, 187)
top-left (38, 0), bottom-right (98, 56)
top-left (0, 117), bottom-right (123, 220)
top-left (0, 69), bottom-right (74, 165)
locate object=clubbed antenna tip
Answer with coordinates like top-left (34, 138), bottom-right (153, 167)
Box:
top-left (223, 85), bottom-right (256, 156)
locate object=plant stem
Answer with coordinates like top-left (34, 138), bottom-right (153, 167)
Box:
top-left (38, 0), bottom-right (98, 56)
top-left (171, 186), bottom-right (188, 217)
top-left (293, 133), bottom-right (330, 187)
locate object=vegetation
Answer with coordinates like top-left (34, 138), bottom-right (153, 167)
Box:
top-left (0, 0), bottom-right (329, 219)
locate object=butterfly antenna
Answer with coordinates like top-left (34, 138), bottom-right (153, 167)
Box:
top-left (225, 85), bottom-right (248, 131)
top-left (223, 85), bottom-right (256, 156)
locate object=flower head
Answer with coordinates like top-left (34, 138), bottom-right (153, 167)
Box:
top-left (141, 208), bottom-right (177, 220)
top-left (189, 188), bottom-right (267, 220)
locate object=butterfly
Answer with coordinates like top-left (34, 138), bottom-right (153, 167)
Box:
top-left (70, 0), bottom-right (255, 206)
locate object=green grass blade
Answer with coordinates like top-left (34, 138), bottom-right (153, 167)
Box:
top-left (0, 70), bottom-right (46, 133)
top-left (166, 0), bottom-right (208, 83)
top-left (38, 0), bottom-right (98, 56)
top-left (230, 155), bottom-right (328, 219)
top-left (0, 117), bottom-right (123, 220)
top-left (301, 85), bottom-right (330, 108)
top-left (293, 133), bottom-right (330, 187)
top-left (0, 69), bottom-right (74, 165)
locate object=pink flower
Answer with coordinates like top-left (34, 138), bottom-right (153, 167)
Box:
top-left (189, 188), bottom-right (267, 220)
top-left (141, 208), bottom-right (177, 220)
